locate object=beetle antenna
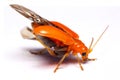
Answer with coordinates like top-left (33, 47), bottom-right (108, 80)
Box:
top-left (90, 25), bottom-right (109, 52)
top-left (88, 37), bottom-right (94, 53)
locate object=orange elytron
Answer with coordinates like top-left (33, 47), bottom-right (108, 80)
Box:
top-left (10, 4), bottom-right (108, 72)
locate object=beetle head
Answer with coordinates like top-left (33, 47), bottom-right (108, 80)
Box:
top-left (80, 38), bottom-right (93, 62)
top-left (71, 39), bottom-right (89, 62)
top-left (72, 38), bottom-right (94, 63)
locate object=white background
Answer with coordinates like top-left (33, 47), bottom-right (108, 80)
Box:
top-left (1, 0), bottom-right (120, 80)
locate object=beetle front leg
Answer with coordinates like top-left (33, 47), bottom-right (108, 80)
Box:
top-left (88, 58), bottom-right (96, 61)
top-left (76, 56), bottom-right (96, 71)
top-left (76, 54), bottom-right (84, 71)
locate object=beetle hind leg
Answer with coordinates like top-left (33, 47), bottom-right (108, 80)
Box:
top-left (30, 48), bottom-right (47, 55)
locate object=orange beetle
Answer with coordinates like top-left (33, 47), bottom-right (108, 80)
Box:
top-left (10, 4), bottom-right (108, 72)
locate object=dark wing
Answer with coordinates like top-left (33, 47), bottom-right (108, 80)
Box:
top-left (10, 4), bottom-right (51, 25)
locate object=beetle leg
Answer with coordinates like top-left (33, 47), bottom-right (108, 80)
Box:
top-left (35, 37), bottom-right (56, 56)
top-left (30, 48), bottom-right (47, 55)
top-left (46, 47), bottom-right (56, 57)
top-left (76, 54), bottom-right (84, 70)
top-left (21, 27), bottom-right (36, 40)
top-left (54, 52), bottom-right (69, 73)
top-left (88, 58), bottom-right (96, 61)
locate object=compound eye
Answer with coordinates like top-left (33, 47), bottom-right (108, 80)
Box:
top-left (82, 52), bottom-right (86, 56)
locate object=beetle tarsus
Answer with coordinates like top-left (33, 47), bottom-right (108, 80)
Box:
top-left (80, 64), bottom-right (84, 71)
top-left (76, 55), bottom-right (84, 71)
top-left (88, 58), bottom-right (96, 61)
top-left (30, 48), bottom-right (47, 55)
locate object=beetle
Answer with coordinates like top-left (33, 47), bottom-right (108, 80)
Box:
top-left (10, 4), bottom-right (108, 72)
